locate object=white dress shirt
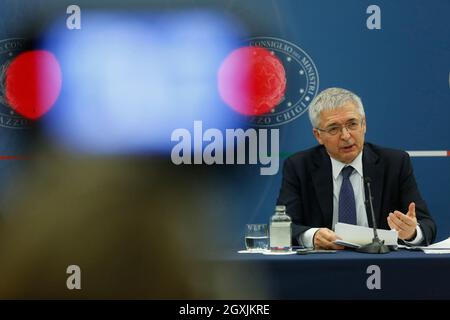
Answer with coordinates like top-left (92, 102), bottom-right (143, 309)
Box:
top-left (299, 150), bottom-right (423, 248)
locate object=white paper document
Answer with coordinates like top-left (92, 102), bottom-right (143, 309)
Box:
top-left (334, 223), bottom-right (398, 248)
top-left (398, 237), bottom-right (450, 254)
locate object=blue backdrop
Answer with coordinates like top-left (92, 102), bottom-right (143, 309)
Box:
top-left (0, 0), bottom-right (448, 247)
top-left (221, 0), bottom-right (450, 246)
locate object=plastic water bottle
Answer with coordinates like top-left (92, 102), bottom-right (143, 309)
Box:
top-left (269, 205), bottom-right (292, 250)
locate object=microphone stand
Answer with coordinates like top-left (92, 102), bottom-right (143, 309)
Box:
top-left (356, 177), bottom-right (390, 254)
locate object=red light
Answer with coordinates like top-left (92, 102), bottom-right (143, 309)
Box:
top-left (5, 50), bottom-right (62, 120)
top-left (218, 46), bottom-right (286, 116)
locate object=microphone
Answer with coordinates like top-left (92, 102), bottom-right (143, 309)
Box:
top-left (356, 177), bottom-right (390, 254)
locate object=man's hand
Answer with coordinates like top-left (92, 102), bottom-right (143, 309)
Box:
top-left (313, 228), bottom-right (345, 250)
top-left (387, 202), bottom-right (417, 241)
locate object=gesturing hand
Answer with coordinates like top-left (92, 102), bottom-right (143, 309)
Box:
top-left (387, 202), bottom-right (417, 241)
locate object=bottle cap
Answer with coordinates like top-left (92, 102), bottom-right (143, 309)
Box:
top-left (275, 205), bottom-right (286, 212)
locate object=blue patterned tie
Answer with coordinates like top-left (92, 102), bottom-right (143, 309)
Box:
top-left (339, 166), bottom-right (357, 224)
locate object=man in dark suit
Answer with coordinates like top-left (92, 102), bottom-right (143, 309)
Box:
top-left (277, 88), bottom-right (436, 249)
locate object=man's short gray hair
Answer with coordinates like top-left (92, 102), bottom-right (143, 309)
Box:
top-left (308, 87), bottom-right (365, 128)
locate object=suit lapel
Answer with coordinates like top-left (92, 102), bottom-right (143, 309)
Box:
top-left (311, 147), bottom-right (333, 228)
top-left (362, 144), bottom-right (384, 228)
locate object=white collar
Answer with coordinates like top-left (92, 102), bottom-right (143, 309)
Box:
top-left (330, 150), bottom-right (364, 180)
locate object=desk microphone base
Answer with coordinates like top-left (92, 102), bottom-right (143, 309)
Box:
top-left (356, 238), bottom-right (391, 254)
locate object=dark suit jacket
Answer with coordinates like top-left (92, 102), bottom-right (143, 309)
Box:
top-left (277, 143), bottom-right (437, 246)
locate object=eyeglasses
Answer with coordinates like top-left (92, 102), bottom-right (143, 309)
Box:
top-left (316, 119), bottom-right (363, 136)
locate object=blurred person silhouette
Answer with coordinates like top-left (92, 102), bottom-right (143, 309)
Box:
top-left (0, 0), bottom-right (275, 300)
top-left (0, 133), bottom-right (268, 299)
